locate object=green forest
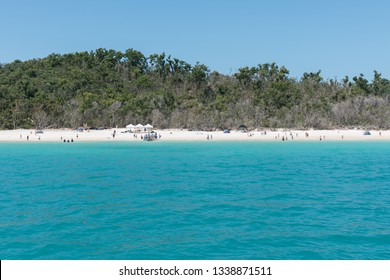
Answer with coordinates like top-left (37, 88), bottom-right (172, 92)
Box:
top-left (1, 48), bottom-right (390, 130)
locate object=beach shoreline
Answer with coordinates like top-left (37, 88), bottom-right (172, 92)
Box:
top-left (0, 128), bottom-right (388, 143)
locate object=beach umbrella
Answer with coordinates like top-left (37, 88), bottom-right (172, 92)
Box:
top-left (126, 124), bottom-right (135, 129)
top-left (136, 124), bottom-right (144, 128)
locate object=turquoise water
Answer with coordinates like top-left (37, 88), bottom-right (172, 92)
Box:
top-left (1, 141), bottom-right (390, 259)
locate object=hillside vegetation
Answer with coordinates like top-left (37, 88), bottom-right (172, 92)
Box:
top-left (1, 48), bottom-right (390, 130)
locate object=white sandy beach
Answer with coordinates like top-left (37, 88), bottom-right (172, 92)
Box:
top-left (0, 128), bottom-right (389, 142)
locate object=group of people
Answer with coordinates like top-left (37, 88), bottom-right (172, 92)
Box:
top-left (61, 136), bottom-right (74, 143)
top-left (20, 132), bottom-right (42, 141)
top-left (142, 132), bottom-right (160, 141)
top-left (275, 132), bottom-right (299, 141)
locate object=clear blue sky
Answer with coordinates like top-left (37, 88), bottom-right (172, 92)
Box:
top-left (1, 0), bottom-right (389, 80)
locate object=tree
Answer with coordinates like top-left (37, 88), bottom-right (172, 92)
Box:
top-left (1, 47), bottom-right (390, 130)
top-left (371, 70), bottom-right (390, 96)
top-left (124, 48), bottom-right (147, 73)
top-left (191, 62), bottom-right (209, 87)
top-left (235, 66), bottom-right (256, 88)
top-left (352, 74), bottom-right (369, 95)
top-left (302, 70), bottom-right (323, 84)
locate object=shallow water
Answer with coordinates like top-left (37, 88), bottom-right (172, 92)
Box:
top-left (1, 141), bottom-right (390, 259)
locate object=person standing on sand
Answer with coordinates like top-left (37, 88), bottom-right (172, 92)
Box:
top-left (27, 135), bottom-right (29, 141)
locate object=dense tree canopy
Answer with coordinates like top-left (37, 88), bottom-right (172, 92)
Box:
top-left (1, 48), bottom-right (390, 130)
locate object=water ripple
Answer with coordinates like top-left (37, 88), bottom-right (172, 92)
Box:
top-left (1, 142), bottom-right (390, 259)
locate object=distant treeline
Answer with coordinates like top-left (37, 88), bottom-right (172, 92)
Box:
top-left (1, 48), bottom-right (390, 130)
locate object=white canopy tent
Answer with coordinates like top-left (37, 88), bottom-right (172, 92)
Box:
top-left (130, 123), bottom-right (144, 132)
top-left (145, 124), bottom-right (153, 131)
top-left (126, 123), bottom-right (154, 132)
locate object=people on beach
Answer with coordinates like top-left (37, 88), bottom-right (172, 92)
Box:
top-left (4, 128), bottom-right (390, 143)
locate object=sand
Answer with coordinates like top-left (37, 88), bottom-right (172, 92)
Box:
top-left (0, 128), bottom-right (388, 142)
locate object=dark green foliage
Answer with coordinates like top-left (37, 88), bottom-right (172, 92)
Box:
top-left (1, 48), bottom-right (390, 130)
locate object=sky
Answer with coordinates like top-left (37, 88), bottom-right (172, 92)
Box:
top-left (1, 0), bottom-right (390, 80)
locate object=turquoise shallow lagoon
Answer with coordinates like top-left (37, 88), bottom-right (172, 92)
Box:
top-left (1, 141), bottom-right (390, 259)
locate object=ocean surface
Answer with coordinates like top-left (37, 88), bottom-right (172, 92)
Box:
top-left (1, 141), bottom-right (390, 260)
